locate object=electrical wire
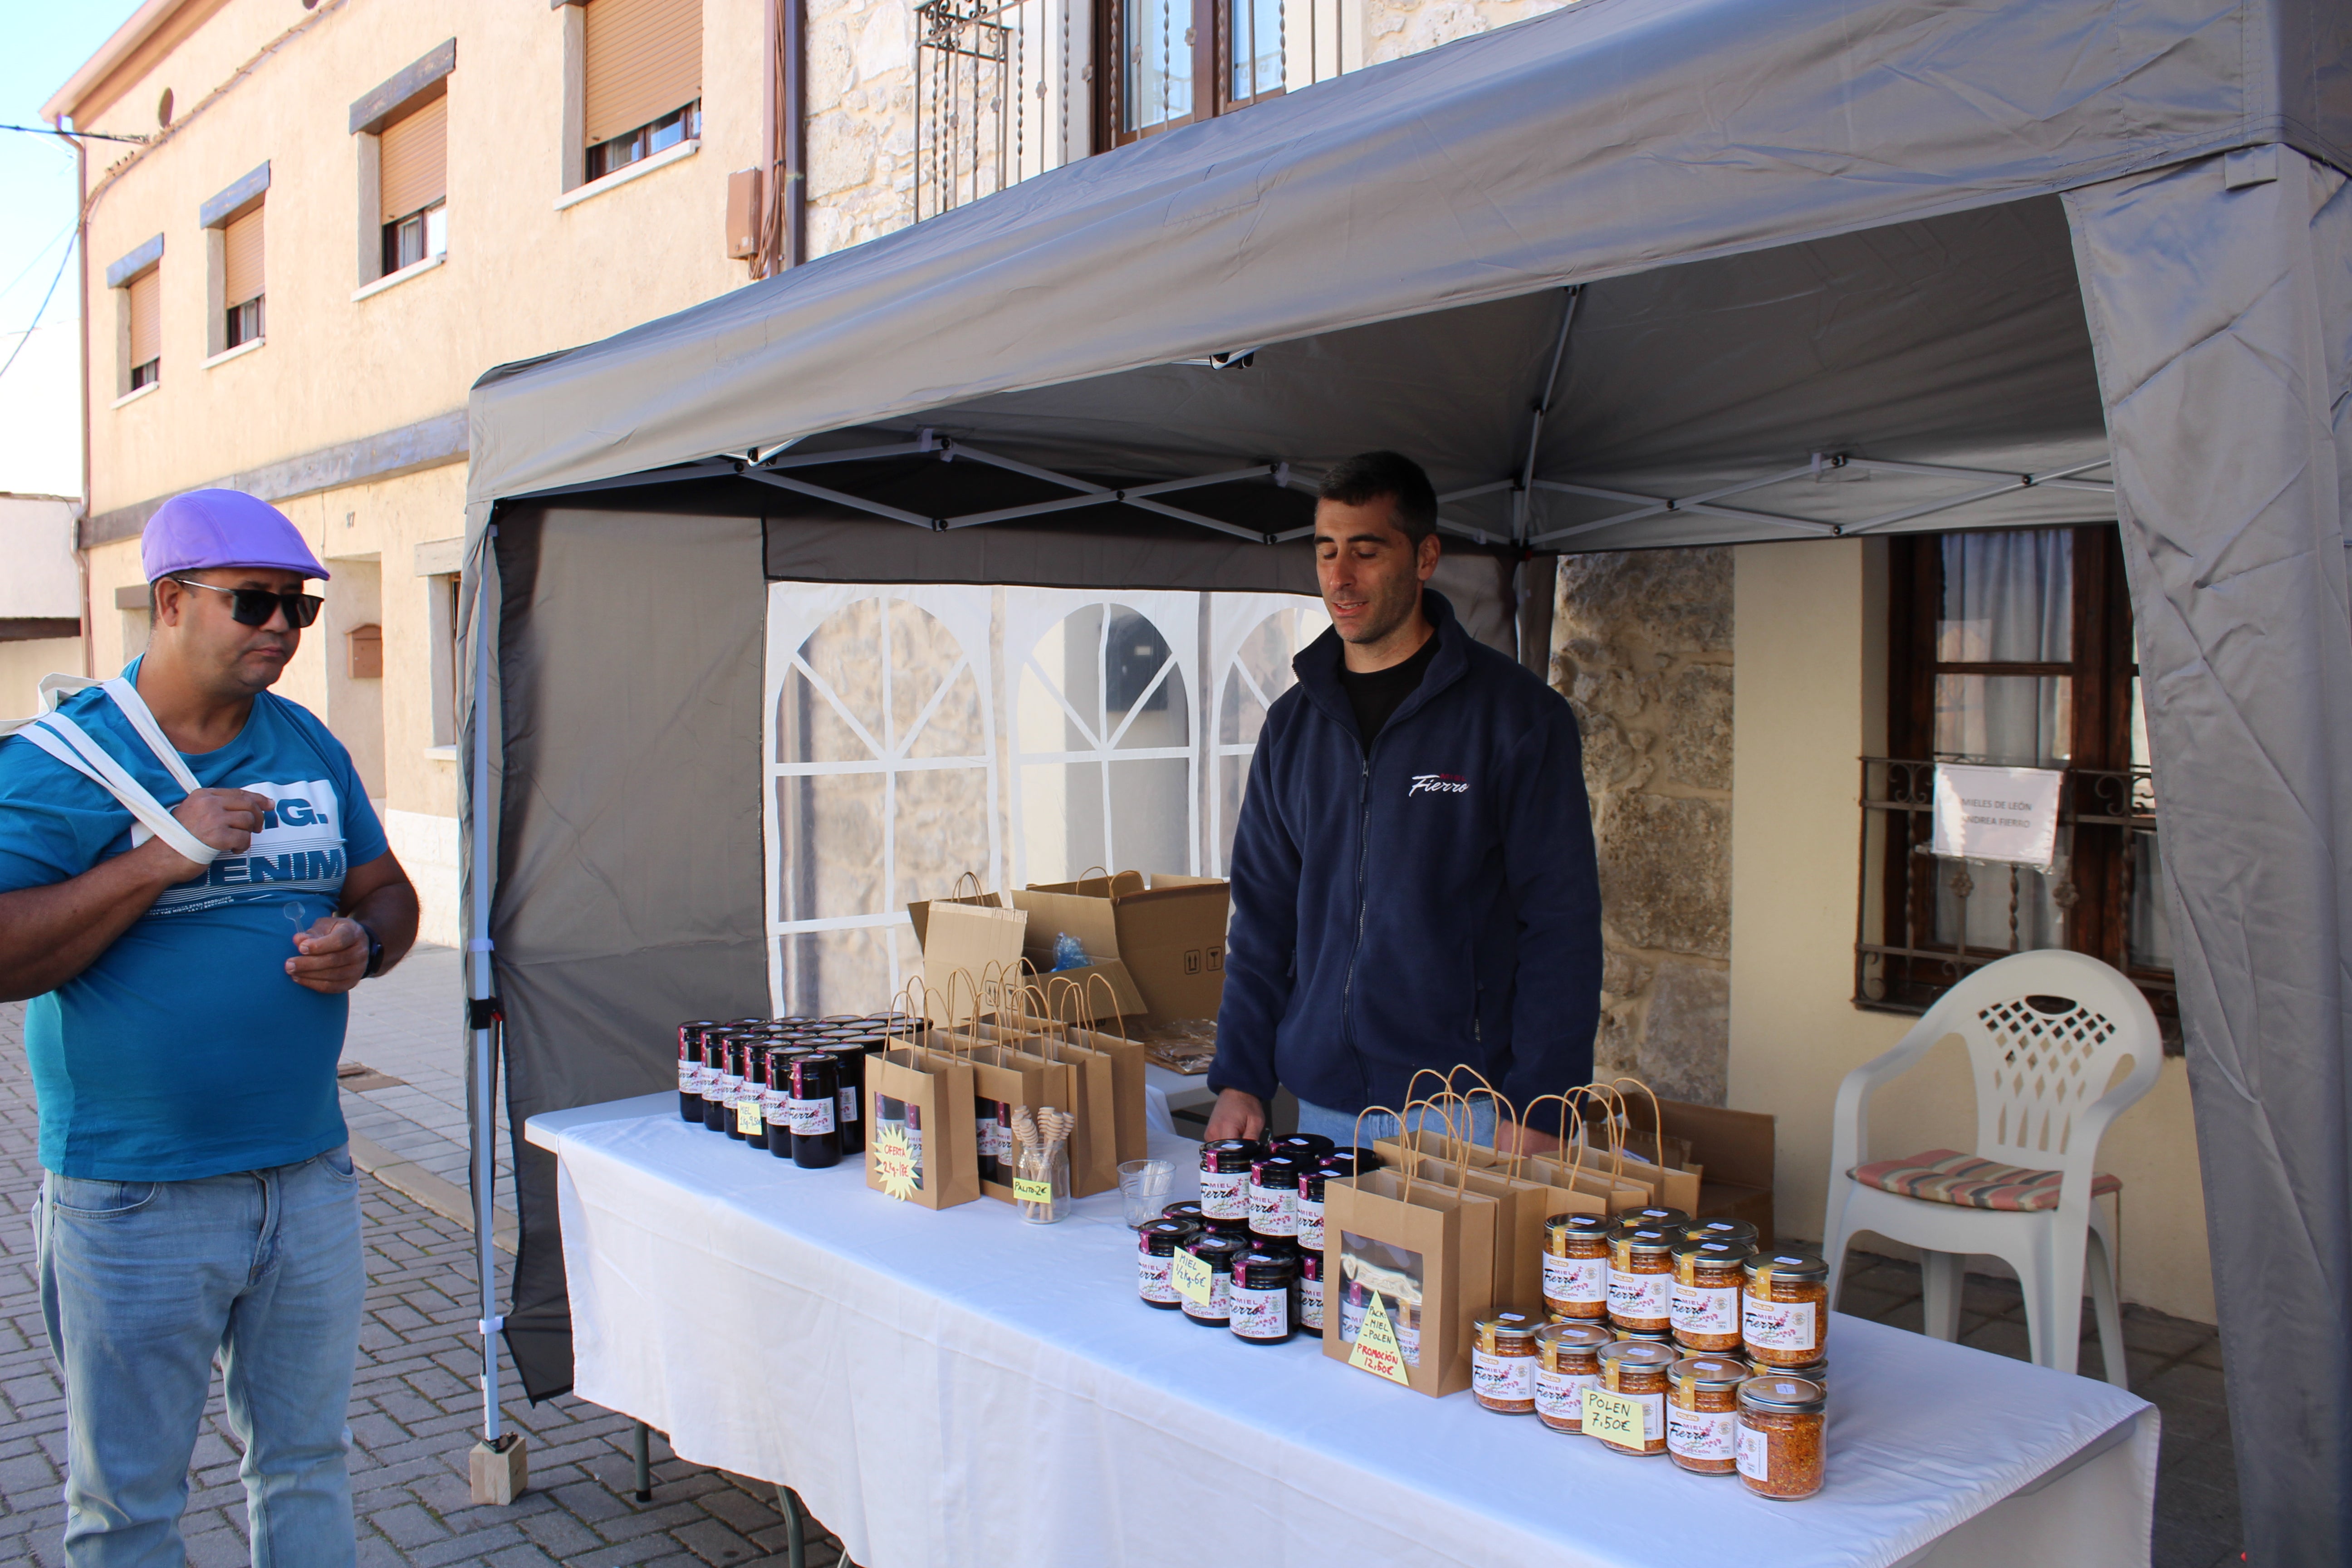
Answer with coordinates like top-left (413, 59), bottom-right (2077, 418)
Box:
top-left (0, 122), bottom-right (149, 146)
top-left (0, 232), bottom-right (78, 385)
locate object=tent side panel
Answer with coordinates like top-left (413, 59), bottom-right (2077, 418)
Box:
top-left (2064, 147), bottom-right (2352, 1561)
top-left (492, 504), bottom-right (772, 1399)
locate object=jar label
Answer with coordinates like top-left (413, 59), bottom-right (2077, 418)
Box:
top-left (1582, 1387), bottom-right (1661, 1446)
top-left (1544, 1254), bottom-right (1608, 1305)
top-left (1199, 1169), bottom-right (1249, 1220)
top-left (764, 1088), bottom-right (791, 1126)
top-left (1535, 1368), bottom-right (1597, 1421)
top-left (1607, 1269), bottom-right (1672, 1319)
top-left (1171, 1248), bottom-right (1215, 1306)
top-left (979, 1118), bottom-right (1010, 1160)
top-left (1229, 1283), bottom-right (1288, 1338)
top-left (838, 1087), bottom-right (860, 1124)
top-left (1736, 1422), bottom-right (1771, 1481)
top-left (1138, 1253), bottom-right (1177, 1303)
top-left (1299, 1276), bottom-right (1325, 1330)
top-left (678, 1062), bottom-right (699, 1093)
top-left (735, 1099), bottom-right (764, 1137)
top-left (1668, 1405), bottom-right (1738, 1460)
top-left (1743, 1296), bottom-right (1818, 1352)
top-left (1671, 1282), bottom-right (1740, 1334)
top-left (1472, 1349), bottom-right (1535, 1402)
top-left (787, 1097), bottom-right (838, 1136)
top-left (1296, 1196), bottom-right (1325, 1250)
top-left (1248, 1182), bottom-right (1298, 1235)
top-left (1181, 1271), bottom-right (1230, 1320)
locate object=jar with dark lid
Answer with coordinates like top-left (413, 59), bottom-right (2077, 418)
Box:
top-left (1202, 1213), bottom-right (1253, 1241)
top-left (1543, 1213), bottom-right (1611, 1320)
top-left (1592, 1340), bottom-right (1676, 1455)
top-left (1671, 1238), bottom-right (1754, 1352)
top-left (1297, 1152), bottom-right (1363, 1253)
top-left (1229, 1249), bottom-right (1299, 1344)
top-left (1623, 1205), bottom-right (1691, 1231)
top-left (1161, 1200), bottom-right (1207, 1227)
top-left (1180, 1234), bottom-right (1249, 1327)
top-left (1137, 1219), bottom-right (1198, 1309)
top-left (1742, 1251), bottom-right (1831, 1365)
top-left (701, 1028), bottom-right (736, 1132)
top-left (828, 1038), bottom-right (878, 1155)
top-left (1471, 1309), bottom-right (1545, 1414)
top-left (1684, 1218), bottom-right (1759, 1250)
top-left (1266, 1132), bottom-right (1336, 1163)
top-left (1737, 1375), bottom-right (1827, 1498)
top-left (677, 1022), bottom-right (716, 1122)
top-left (1247, 1154), bottom-right (1306, 1241)
top-left (788, 1054), bottom-right (842, 1169)
top-left (1607, 1222), bottom-right (1680, 1333)
top-left (1534, 1322), bottom-right (1612, 1433)
top-left (1667, 1355), bottom-right (1750, 1474)
top-left (1297, 1250), bottom-right (1327, 1333)
top-left (758, 1046), bottom-right (805, 1155)
top-left (1329, 1145), bottom-right (1381, 1170)
top-left (1199, 1140), bottom-right (1263, 1221)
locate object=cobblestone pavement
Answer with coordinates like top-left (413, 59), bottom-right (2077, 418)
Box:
top-left (339, 944), bottom-right (511, 1203)
top-left (0, 997), bottom-right (848, 1568)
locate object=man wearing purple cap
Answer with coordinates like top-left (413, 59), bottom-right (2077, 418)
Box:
top-left (0, 489), bottom-right (417, 1566)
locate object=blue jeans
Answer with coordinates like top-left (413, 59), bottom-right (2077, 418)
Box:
top-left (38, 1146), bottom-right (365, 1568)
top-left (1294, 1096), bottom-right (1498, 1147)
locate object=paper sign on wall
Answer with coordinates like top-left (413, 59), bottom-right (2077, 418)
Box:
top-left (1931, 763), bottom-right (2063, 869)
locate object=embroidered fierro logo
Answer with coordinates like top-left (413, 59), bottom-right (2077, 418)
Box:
top-left (1408, 774), bottom-right (1469, 796)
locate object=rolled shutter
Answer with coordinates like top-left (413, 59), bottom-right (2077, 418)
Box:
top-left (223, 206), bottom-right (264, 307)
top-left (128, 269), bottom-right (161, 368)
top-left (379, 97), bottom-right (448, 223)
top-left (584, 0), bottom-right (702, 147)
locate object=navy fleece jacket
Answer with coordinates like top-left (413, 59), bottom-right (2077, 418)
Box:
top-left (1209, 589), bottom-right (1602, 1133)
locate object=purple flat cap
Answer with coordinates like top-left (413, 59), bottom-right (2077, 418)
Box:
top-left (142, 489), bottom-right (330, 583)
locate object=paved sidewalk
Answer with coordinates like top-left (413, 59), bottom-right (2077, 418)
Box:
top-left (0, 996), bottom-right (850, 1568)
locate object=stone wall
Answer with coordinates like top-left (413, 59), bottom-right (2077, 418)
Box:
top-left (1552, 549), bottom-right (1734, 1105)
top-left (806, 0), bottom-right (919, 258)
top-left (1363, 0), bottom-right (1571, 65)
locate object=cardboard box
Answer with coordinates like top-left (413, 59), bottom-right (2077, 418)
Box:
top-left (1653, 1098), bottom-right (1777, 1245)
top-left (1012, 873), bottom-right (1229, 1029)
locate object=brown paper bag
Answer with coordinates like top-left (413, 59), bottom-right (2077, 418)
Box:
top-left (915, 901), bottom-right (1029, 1023)
top-left (931, 979), bottom-right (1077, 1206)
top-left (1040, 971), bottom-right (1153, 1164)
top-left (1593, 1078), bottom-right (1704, 1214)
top-left (1321, 1107), bottom-right (1499, 1398)
top-left (1526, 1085), bottom-right (1654, 1213)
top-left (864, 1039), bottom-right (980, 1210)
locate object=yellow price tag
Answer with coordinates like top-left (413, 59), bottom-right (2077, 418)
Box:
top-left (1171, 1247), bottom-right (1214, 1305)
top-left (1013, 1177), bottom-right (1054, 1205)
top-left (737, 1100), bottom-right (764, 1137)
top-left (869, 1125), bottom-right (918, 1200)
top-left (1347, 1291), bottom-right (1413, 1386)
top-left (1581, 1386), bottom-right (1648, 1445)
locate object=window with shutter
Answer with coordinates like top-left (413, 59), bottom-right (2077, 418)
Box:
top-left (222, 206), bottom-right (265, 348)
top-left (583, 0), bottom-right (701, 181)
top-left (380, 97), bottom-right (449, 275)
top-left (127, 268), bottom-right (161, 388)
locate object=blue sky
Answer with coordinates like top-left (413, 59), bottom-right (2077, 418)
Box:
top-left (0, 4), bottom-right (143, 498)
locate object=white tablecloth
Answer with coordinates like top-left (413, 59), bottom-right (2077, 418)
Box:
top-left (528, 1095), bottom-right (2156, 1568)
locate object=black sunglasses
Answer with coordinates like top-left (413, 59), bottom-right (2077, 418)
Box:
top-left (170, 576), bottom-right (323, 629)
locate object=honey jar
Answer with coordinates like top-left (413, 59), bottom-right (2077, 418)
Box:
top-left (1534, 1321), bottom-right (1612, 1434)
top-left (1671, 1237), bottom-right (1752, 1352)
top-left (1606, 1220), bottom-right (1680, 1334)
top-left (1590, 1339), bottom-right (1676, 1456)
top-left (1542, 1212), bottom-right (1610, 1320)
top-left (1737, 1375), bottom-right (1827, 1499)
top-left (1470, 1309), bottom-right (1544, 1414)
top-left (1666, 1355), bottom-right (1749, 1474)
top-left (1742, 1250), bottom-right (1830, 1366)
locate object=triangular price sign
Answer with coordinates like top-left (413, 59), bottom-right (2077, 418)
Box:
top-left (1348, 1291), bottom-right (1412, 1386)
top-left (870, 1124), bottom-right (919, 1201)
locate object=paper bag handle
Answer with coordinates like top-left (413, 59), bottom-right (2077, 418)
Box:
top-left (1082, 971), bottom-right (1131, 1041)
top-left (952, 870), bottom-right (986, 902)
top-left (1444, 1064), bottom-right (1525, 1177)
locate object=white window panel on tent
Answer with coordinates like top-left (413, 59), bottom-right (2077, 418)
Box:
top-left (1005, 589), bottom-right (1202, 887)
top-left (764, 583), bottom-right (1001, 1016)
top-left (1208, 596), bottom-right (1329, 875)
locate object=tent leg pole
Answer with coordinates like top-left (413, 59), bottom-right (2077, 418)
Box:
top-left (776, 1485), bottom-right (808, 1568)
top-left (632, 1421), bottom-right (652, 1502)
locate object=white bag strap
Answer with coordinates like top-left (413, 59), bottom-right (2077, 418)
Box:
top-left (100, 676), bottom-right (202, 794)
top-left (0, 673), bottom-right (103, 737)
top-left (14, 712), bottom-right (220, 868)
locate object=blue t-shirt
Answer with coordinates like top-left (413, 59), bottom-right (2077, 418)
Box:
top-left (0, 665), bottom-right (389, 1180)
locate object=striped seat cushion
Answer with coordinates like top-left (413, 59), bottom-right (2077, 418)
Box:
top-left (1851, 1148), bottom-right (2121, 1212)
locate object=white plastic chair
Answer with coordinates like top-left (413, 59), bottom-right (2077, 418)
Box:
top-left (1823, 949), bottom-right (2160, 1386)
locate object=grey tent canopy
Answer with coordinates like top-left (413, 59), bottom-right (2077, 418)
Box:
top-left (461, 0), bottom-right (2352, 1557)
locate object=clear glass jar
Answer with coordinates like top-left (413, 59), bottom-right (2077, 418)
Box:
top-left (1607, 1220), bottom-right (1679, 1334)
top-left (1742, 1251), bottom-right (1830, 1365)
top-left (1666, 1355), bottom-right (1749, 1474)
top-left (1737, 1375), bottom-right (1827, 1499)
top-left (1671, 1238), bottom-right (1753, 1352)
top-left (1471, 1309), bottom-right (1544, 1414)
top-left (1543, 1212), bottom-right (1611, 1321)
top-left (1591, 1339), bottom-right (1676, 1456)
top-left (1534, 1321), bottom-right (1611, 1434)
top-left (1015, 1144), bottom-right (1070, 1223)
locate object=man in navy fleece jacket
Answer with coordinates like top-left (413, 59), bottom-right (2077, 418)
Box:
top-left (1204, 451), bottom-right (1602, 1150)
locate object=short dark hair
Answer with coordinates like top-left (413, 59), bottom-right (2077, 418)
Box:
top-left (1318, 451), bottom-right (1437, 545)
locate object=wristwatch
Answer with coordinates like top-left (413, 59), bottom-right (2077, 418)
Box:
top-left (358, 921), bottom-right (385, 978)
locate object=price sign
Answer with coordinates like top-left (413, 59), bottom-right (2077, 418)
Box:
top-left (869, 1125), bottom-right (918, 1201)
top-left (1581, 1386), bottom-right (1648, 1446)
top-left (736, 1100), bottom-right (764, 1137)
top-left (1012, 1178), bottom-right (1054, 1205)
top-left (1171, 1248), bottom-right (1214, 1305)
top-left (1347, 1292), bottom-right (1412, 1386)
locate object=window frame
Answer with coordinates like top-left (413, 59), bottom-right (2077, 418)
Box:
top-left (1095, 0), bottom-right (1284, 149)
top-left (584, 99), bottom-right (701, 183)
top-left (1860, 525), bottom-right (2177, 1034)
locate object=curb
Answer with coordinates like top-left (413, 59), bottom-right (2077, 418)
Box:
top-left (348, 1132), bottom-right (519, 1254)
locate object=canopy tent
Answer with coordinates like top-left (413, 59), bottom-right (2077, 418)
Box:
top-left (458, 0), bottom-right (2351, 1554)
